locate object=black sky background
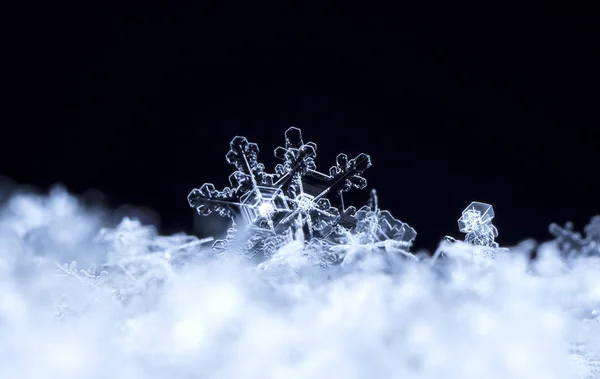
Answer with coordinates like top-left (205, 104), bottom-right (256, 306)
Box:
top-left (2, 2), bottom-right (599, 252)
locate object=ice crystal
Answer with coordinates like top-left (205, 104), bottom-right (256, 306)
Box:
top-left (95, 217), bottom-right (213, 265)
top-left (435, 201), bottom-right (505, 264)
top-left (187, 127), bottom-right (416, 259)
top-left (550, 216), bottom-right (600, 258)
top-left (53, 261), bottom-right (114, 321)
top-left (353, 206), bottom-right (416, 246)
top-left (56, 261), bottom-right (109, 287)
top-left (54, 218), bottom-right (214, 307)
top-left (458, 201), bottom-right (499, 248)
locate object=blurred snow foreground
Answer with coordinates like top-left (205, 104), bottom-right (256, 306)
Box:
top-left (1, 131), bottom-right (600, 379)
top-left (4, 189), bottom-right (600, 379)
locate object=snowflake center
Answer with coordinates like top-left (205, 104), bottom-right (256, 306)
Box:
top-left (296, 196), bottom-right (313, 212)
top-left (257, 202), bottom-right (275, 218)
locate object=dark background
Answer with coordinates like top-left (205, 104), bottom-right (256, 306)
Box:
top-left (2, 2), bottom-right (598, 252)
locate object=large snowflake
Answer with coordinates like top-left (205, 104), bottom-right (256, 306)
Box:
top-left (187, 127), bottom-right (416, 259)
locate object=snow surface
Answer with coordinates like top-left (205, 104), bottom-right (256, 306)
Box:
top-left (1, 183), bottom-right (600, 379)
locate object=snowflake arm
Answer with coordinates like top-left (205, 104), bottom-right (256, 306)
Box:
top-left (187, 183), bottom-right (243, 219)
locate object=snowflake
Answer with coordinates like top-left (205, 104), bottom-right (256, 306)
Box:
top-left (188, 127), bottom-right (416, 259)
top-left (550, 216), bottom-right (600, 258)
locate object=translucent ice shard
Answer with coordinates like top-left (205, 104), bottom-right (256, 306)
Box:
top-left (550, 215), bottom-right (600, 258)
top-left (187, 127), bottom-right (416, 260)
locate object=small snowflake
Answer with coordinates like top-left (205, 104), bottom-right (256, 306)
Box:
top-left (550, 215), bottom-right (600, 258)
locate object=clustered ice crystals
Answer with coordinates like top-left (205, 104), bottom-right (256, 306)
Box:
top-left (187, 127), bottom-right (417, 262)
top-left (55, 217), bottom-right (214, 317)
top-left (51, 126), bottom-right (600, 313)
top-left (186, 128), bottom-right (515, 264)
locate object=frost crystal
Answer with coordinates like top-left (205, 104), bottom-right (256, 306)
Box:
top-left (353, 190), bottom-right (416, 247)
top-left (436, 201), bottom-right (504, 263)
top-left (56, 261), bottom-right (109, 287)
top-left (53, 218), bottom-right (215, 308)
top-left (54, 261), bottom-right (113, 321)
top-left (458, 201), bottom-right (499, 248)
top-left (550, 216), bottom-right (600, 258)
top-left (188, 127), bottom-right (416, 259)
